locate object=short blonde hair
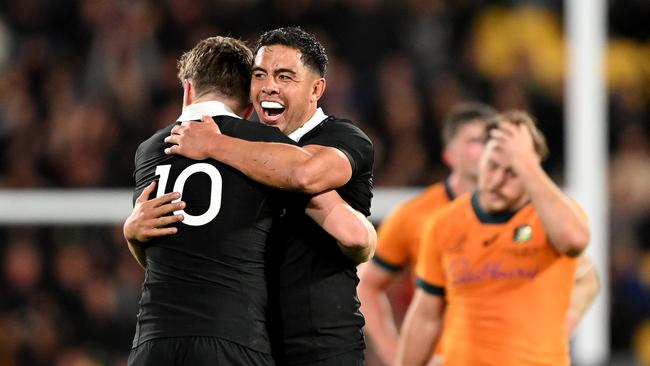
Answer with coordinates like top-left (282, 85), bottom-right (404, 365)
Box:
top-left (485, 110), bottom-right (550, 160)
top-left (177, 36), bottom-right (253, 107)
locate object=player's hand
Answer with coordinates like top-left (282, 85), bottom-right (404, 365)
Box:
top-left (489, 122), bottom-right (538, 171)
top-left (164, 115), bottom-right (222, 159)
top-left (123, 181), bottom-right (185, 244)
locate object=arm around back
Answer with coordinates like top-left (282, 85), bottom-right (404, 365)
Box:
top-left (305, 190), bottom-right (376, 264)
top-left (164, 117), bottom-right (353, 194)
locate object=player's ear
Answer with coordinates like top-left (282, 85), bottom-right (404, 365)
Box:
top-left (182, 79), bottom-right (193, 108)
top-left (311, 78), bottom-right (326, 104)
top-left (442, 146), bottom-right (455, 167)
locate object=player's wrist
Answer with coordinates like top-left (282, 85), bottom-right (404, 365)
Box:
top-left (206, 133), bottom-right (230, 159)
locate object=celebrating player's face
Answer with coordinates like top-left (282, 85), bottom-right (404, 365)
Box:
top-left (251, 45), bottom-right (325, 135)
top-left (478, 141), bottom-right (527, 212)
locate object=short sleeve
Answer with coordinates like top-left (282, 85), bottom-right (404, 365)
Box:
top-left (222, 118), bottom-right (297, 145)
top-left (302, 119), bottom-right (373, 177)
top-left (415, 215), bottom-right (446, 296)
top-left (373, 205), bottom-right (413, 272)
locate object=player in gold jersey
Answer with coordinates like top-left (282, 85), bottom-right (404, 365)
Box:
top-left (358, 102), bottom-right (495, 365)
top-left (360, 105), bottom-right (598, 365)
top-left (398, 111), bottom-right (591, 366)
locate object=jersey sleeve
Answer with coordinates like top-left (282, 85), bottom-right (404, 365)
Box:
top-left (373, 205), bottom-right (414, 273)
top-left (132, 143), bottom-right (145, 204)
top-left (415, 215), bottom-right (446, 297)
top-left (305, 119), bottom-right (373, 177)
top-left (132, 125), bottom-right (174, 204)
top-left (221, 117), bottom-right (297, 145)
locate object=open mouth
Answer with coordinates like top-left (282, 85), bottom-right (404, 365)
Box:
top-left (260, 101), bottom-right (286, 123)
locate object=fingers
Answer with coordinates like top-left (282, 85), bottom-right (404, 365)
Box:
top-left (498, 122), bottom-right (518, 136)
top-left (154, 213), bottom-right (184, 228)
top-left (152, 200), bottom-right (185, 218)
top-left (202, 115), bottom-right (222, 134)
top-left (150, 191), bottom-right (181, 207)
top-left (145, 226), bottom-right (180, 238)
top-left (136, 191), bottom-right (182, 211)
top-left (136, 181), bottom-right (157, 203)
top-left (164, 134), bottom-right (179, 145)
top-left (164, 145), bottom-right (179, 155)
top-left (488, 127), bottom-right (508, 142)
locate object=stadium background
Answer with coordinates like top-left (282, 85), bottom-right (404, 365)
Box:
top-left (0, 0), bottom-right (649, 365)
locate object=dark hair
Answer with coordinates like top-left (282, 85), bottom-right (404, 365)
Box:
top-left (254, 26), bottom-right (328, 77)
top-left (441, 102), bottom-right (497, 146)
top-left (177, 36), bottom-right (253, 108)
top-left (485, 110), bottom-right (550, 160)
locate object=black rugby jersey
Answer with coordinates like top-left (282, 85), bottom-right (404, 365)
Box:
top-left (131, 115), bottom-right (294, 354)
top-left (267, 116), bottom-right (374, 364)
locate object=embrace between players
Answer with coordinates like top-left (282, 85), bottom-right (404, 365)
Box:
top-left (123, 27), bottom-right (598, 366)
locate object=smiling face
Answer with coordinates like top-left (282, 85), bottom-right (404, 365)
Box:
top-left (250, 45), bottom-right (325, 135)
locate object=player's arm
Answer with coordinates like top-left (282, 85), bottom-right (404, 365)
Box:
top-left (358, 204), bottom-right (413, 365)
top-left (123, 181), bottom-right (185, 269)
top-left (164, 116), bottom-right (351, 193)
top-left (398, 215), bottom-right (447, 366)
top-left (305, 190), bottom-right (376, 264)
top-left (566, 254), bottom-right (600, 333)
top-left (358, 261), bottom-right (401, 365)
top-left (492, 123), bottom-right (589, 256)
top-left (396, 289), bottom-right (445, 366)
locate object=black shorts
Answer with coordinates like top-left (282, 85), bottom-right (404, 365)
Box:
top-left (128, 336), bottom-right (274, 366)
top-left (291, 350), bottom-right (364, 366)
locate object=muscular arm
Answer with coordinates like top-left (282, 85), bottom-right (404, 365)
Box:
top-left (164, 117), bottom-right (352, 193)
top-left (566, 254), bottom-right (600, 333)
top-left (124, 183), bottom-right (375, 265)
top-left (123, 181), bottom-right (185, 269)
top-left (397, 289), bottom-right (445, 366)
top-left (305, 190), bottom-right (376, 264)
top-left (358, 262), bottom-right (401, 364)
top-left (517, 160), bottom-right (589, 256)
top-left (493, 123), bottom-right (590, 256)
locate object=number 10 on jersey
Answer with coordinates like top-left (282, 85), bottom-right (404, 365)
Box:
top-left (155, 164), bottom-right (223, 226)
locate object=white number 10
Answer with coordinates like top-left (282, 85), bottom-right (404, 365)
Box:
top-left (155, 163), bottom-right (223, 226)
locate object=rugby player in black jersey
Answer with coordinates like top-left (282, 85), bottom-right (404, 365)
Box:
top-left (160, 27), bottom-right (374, 366)
top-left (124, 36), bottom-right (376, 366)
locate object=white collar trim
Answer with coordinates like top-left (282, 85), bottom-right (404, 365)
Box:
top-left (177, 101), bottom-right (240, 122)
top-left (287, 108), bottom-right (329, 142)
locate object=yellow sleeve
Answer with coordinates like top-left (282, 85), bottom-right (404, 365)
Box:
top-left (415, 215), bottom-right (446, 295)
top-left (373, 204), bottom-right (416, 272)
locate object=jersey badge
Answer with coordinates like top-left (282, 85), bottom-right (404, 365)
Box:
top-left (514, 225), bottom-right (532, 243)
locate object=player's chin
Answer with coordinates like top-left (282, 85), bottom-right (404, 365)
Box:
top-left (485, 197), bottom-right (507, 213)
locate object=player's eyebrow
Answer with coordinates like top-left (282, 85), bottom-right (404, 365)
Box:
top-left (273, 68), bottom-right (297, 76)
top-left (252, 66), bottom-right (297, 76)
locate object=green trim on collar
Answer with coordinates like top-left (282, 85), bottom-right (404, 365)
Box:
top-left (471, 191), bottom-right (518, 224)
top-left (443, 178), bottom-right (456, 201)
